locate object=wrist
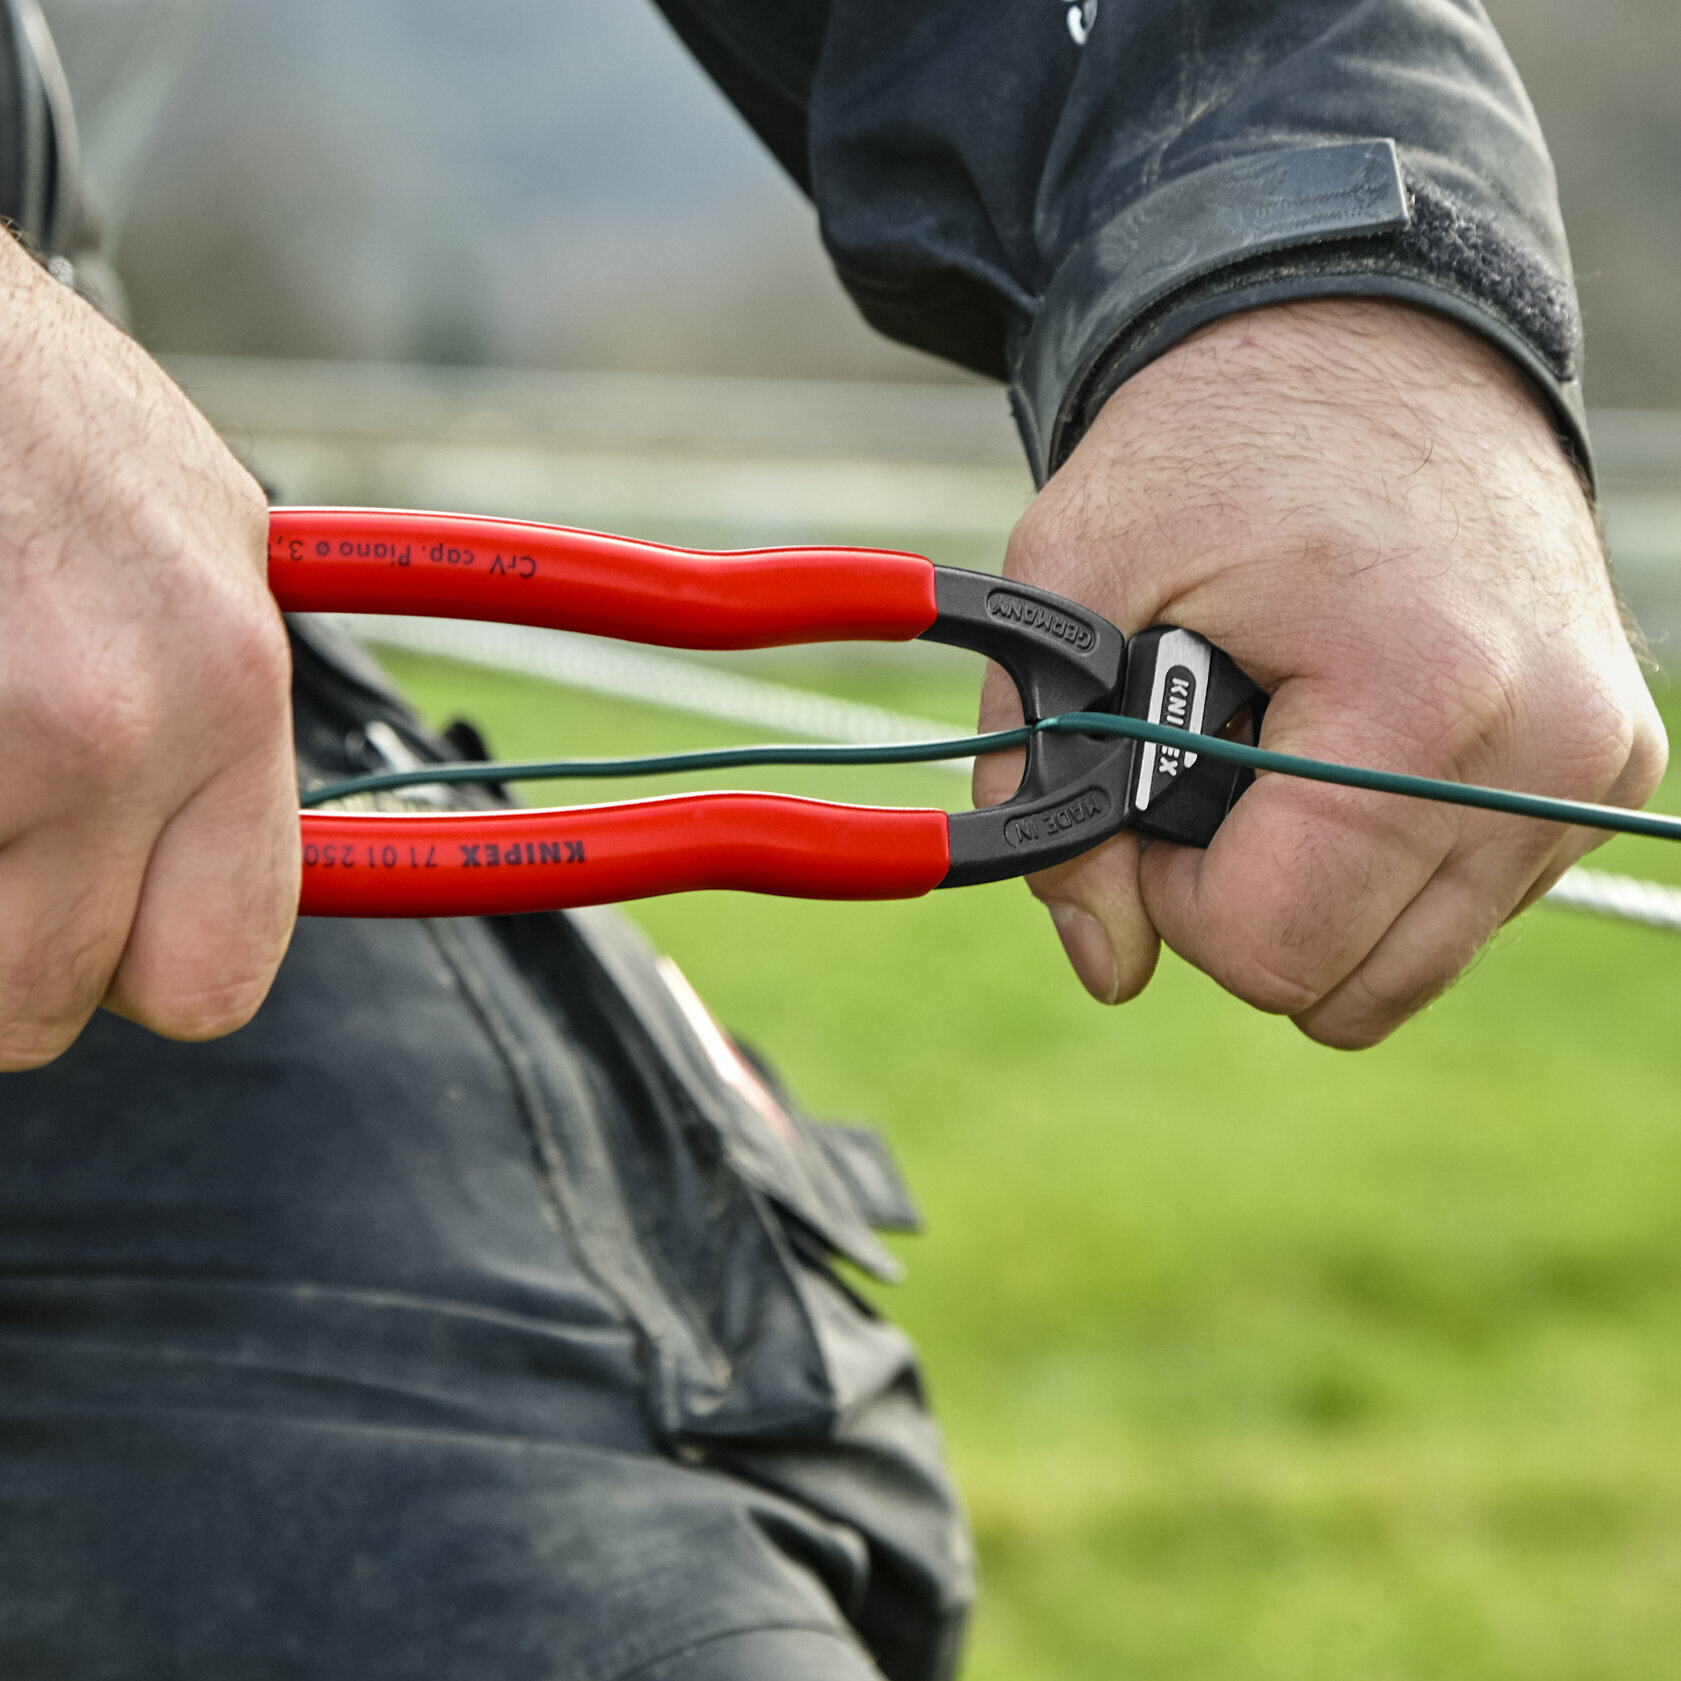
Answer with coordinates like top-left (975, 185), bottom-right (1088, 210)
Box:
top-left (1026, 300), bottom-right (1602, 647)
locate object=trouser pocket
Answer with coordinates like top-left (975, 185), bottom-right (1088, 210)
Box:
top-left (492, 904), bottom-right (973, 1681)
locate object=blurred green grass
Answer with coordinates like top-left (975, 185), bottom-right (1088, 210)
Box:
top-left (381, 644), bottom-right (1681, 1681)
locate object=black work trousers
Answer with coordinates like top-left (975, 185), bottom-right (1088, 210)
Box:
top-left (0, 620), bottom-right (973, 1681)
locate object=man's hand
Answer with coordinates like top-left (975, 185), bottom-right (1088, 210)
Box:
top-left (0, 234), bottom-right (297, 1070)
top-left (977, 299), bottom-right (1667, 1047)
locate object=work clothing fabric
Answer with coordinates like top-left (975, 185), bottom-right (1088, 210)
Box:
top-left (652, 0), bottom-right (1591, 478)
top-left (0, 619), bottom-right (973, 1680)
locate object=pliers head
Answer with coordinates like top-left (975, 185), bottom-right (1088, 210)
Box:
top-left (924, 570), bottom-right (1266, 886)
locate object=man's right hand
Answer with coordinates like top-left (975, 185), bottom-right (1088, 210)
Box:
top-left (0, 232), bottom-right (298, 1071)
top-left (975, 299), bottom-right (1666, 1048)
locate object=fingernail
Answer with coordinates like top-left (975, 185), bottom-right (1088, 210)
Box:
top-left (1047, 903), bottom-right (1120, 1005)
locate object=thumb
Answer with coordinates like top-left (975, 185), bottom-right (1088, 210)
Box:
top-left (973, 658), bottom-right (1161, 1006)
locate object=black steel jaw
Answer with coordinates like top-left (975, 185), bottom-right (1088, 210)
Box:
top-left (920, 569), bottom-right (1266, 888)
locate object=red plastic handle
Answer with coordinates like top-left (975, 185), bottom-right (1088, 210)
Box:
top-left (269, 507), bottom-right (938, 649)
top-left (279, 509), bottom-right (950, 916)
top-left (299, 796), bottom-right (952, 916)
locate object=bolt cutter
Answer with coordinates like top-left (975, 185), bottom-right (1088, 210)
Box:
top-left (269, 508), bottom-right (1266, 917)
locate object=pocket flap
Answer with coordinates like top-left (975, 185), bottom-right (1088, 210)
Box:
top-left (809, 1122), bottom-right (923, 1236)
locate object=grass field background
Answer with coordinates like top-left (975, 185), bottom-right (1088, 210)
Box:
top-left (383, 643), bottom-right (1681, 1681)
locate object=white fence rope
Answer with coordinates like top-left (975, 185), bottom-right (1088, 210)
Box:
top-left (329, 613), bottom-right (973, 767)
top-left (1538, 867), bottom-right (1681, 934)
top-left (336, 613), bottom-right (1678, 935)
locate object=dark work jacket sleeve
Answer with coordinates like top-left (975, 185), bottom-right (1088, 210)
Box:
top-left (650, 0), bottom-right (1589, 484)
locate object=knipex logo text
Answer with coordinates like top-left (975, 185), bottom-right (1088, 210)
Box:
top-left (986, 590), bottom-right (1097, 652)
top-left (1152, 663), bottom-right (1197, 780)
top-left (459, 840), bottom-right (586, 866)
top-left (1003, 789), bottom-right (1110, 848)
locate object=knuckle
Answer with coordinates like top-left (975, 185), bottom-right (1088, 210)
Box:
top-left (0, 936), bottom-right (112, 1071)
top-left (1401, 629), bottom-right (1523, 775)
top-left (1294, 945), bottom-right (1472, 1051)
top-left (1214, 942), bottom-right (1329, 1017)
top-left (1295, 981), bottom-right (1431, 1050)
top-left (0, 979), bottom-right (99, 1070)
top-left (55, 686), bottom-right (154, 784)
top-left (138, 971), bottom-right (273, 1043)
top-left (1200, 875), bottom-right (1368, 1017)
top-left (1632, 741), bottom-right (1670, 806)
top-left (1621, 708), bottom-right (1669, 805)
top-left (0, 1023), bottom-right (85, 1072)
top-left (6, 646), bottom-right (158, 786)
top-left (1295, 1012), bottom-right (1400, 1053)
top-left (122, 909), bottom-right (293, 1045)
top-left (1396, 623), bottom-right (1649, 802)
top-left (203, 594), bottom-right (292, 721)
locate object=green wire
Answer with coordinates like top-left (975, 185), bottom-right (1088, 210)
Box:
top-left (1054, 712), bottom-right (1681, 842)
top-left (300, 729), bottom-right (1035, 808)
top-left (301, 712), bottom-right (1681, 844)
